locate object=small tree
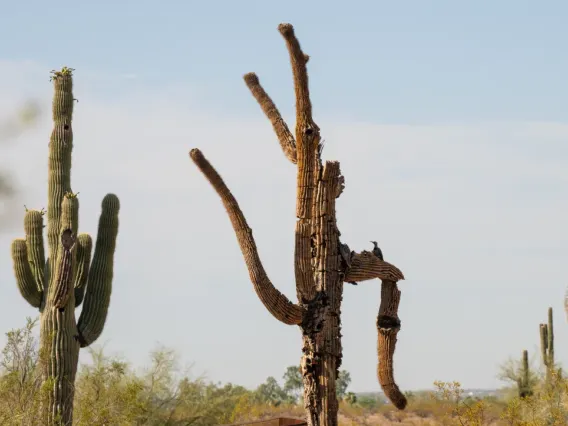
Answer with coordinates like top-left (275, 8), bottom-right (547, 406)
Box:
top-left (498, 351), bottom-right (539, 398)
top-left (336, 370), bottom-right (351, 400)
top-left (283, 365), bottom-right (303, 403)
top-left (254, 377), bottom-right (291, 407)
top-left (0, 318), bottom-right (42, 425)
top-left (190, 23), bottom-right (407, 425)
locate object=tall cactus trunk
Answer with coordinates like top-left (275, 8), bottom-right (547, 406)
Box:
top-left (39, 300), bottom-right (80, 424)
top-left (540, 307), bottom-right (554, 388)
top-left (518, 350), bottom-right (532, 398)
top-left (299, 162), bottom-right (344, 424)
top-left (190, 23), bottom-right (406, 426)
top-left (10, 67), bottom-right (120, 425)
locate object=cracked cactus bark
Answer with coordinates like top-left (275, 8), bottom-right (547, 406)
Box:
top-left (190, 24), bottom-right (406, 426)
top-left (10, 67), bottom-right (120, 425)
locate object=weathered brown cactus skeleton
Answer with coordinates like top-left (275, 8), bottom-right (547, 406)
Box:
top-left (190, 23), bottom-right (407, 425)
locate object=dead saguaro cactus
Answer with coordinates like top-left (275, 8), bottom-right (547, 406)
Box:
top-left (190, 23), bottom-right (406, 425)
top-left (10, 67), bottom-right (120, 425)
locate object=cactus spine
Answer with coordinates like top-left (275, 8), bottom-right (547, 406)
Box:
top-left (540, 307), bottom-right (555, 386)
top-left (10, 67), bottom-right (120, 425)
top-left (518, 350), bottom-right (532, 398)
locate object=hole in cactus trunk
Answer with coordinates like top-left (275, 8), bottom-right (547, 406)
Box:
top-left (377, 315), bottom-right (401, 329)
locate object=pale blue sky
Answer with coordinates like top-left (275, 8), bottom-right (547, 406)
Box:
top-left (0, 1), bottom-right (567, 393)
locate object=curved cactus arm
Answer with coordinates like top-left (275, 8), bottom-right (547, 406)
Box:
top-left (47, 71), bottom-right (74, 280)
top-left (243, 73), bottom-right (297, 164)
top-left (48, 194), bottom-right (79, 309)
top-left (190, 149), bottom-right (306, 325)
top-left (73, 233), bottom-right (93, 307)
top-left (23, 210), bottom-right (46, 291)
top-left (376, 280), bottom-right (407, 410)
top-left (344, 251), bottom-right (405, 283)
top-left (77, 194), bottom-right (120, 347)
top-left (11, 239), bottom-right (42, 308)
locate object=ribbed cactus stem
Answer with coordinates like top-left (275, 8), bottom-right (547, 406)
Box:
top-left (77, 194), bottom-right (120, 347)
top-left (47, 69), bottom-right (74, 282)
top-left (518, 350), bottom-right (532, 398)
top-left (9, 67), bottom-right (120, 425)
top-left (539, 307), bottom-right (555, 386)
top-left (11, 239), bottom-right (42, 308)
top-left (24, 209), bottom-right (46, 292)
top-left (191, 23), bottom-right (406, 426)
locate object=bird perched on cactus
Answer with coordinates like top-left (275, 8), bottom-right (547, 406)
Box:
top-left (371, 241), bottom-right (384, 260)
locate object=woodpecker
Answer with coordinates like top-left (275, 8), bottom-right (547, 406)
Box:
top-left (370, 241), bottom-right (384, 261)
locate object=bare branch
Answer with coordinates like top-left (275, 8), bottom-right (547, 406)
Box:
top-left (344, 251), bottom-right (405, 283)
top-left (189, 148), bottom-right (305, 325)
top-left (243, 73), bottom-right (297, 164)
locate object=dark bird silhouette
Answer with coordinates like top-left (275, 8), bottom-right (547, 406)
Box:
top-left (370, 241), bottom-right (384, 261)
top-left (339, 242), bottom-right (358, 285)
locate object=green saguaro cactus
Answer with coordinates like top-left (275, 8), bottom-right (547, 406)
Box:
top-left (10, 67), bottom-right (120, 425)
top-left (540, 307), bottom-right (555, 386)
top-left (517, 350), bottom-right (533, 398)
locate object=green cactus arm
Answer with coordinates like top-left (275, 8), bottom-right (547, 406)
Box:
top-left (11, 239), bottom-right (42, 308)
top-left (73, 233), bottom-right (93, 307)
top-left (23, 209), bottom-right (46, 291)
top-left (48, 194), bottom-right (79, 309)
top-left (77, 194), bottom-right (120, 347)
top-left (47, 70), bottom-right (74, 278)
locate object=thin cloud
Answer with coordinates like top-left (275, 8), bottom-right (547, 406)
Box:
top-left (0, 61), bottom-right (566, 392)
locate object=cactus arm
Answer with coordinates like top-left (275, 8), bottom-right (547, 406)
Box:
top-left (243, 73), bottom-right (297, 164)
top-left (73, 233), bottom-right (93, 307)
top-left (376, 280), bottom-right (407, 410)
top-left (23, 210), bottom-right (46, 291)
top-left (344, 251), bottom-right (405, 283)
top-left (190, 149), bottom-right (306, 325)
top-left (47, 71), bottom-right (74, 280)
top-left (77, 194), bottom-right (120, 347)
top-left (48, 194), bottom-right (79, 310)
top-left (280, 24), bottom-right (322, 302)
top-left (11, 239), bottom-right (42, 308)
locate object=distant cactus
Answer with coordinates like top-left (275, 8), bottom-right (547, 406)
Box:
top-left (10, 67), bottom-right (120, 424)
top-left (517, 350), bottom-right (533, 398)
top-left (540, 307), bottom-right (555, 386)
top-left (190, 23), bottom-right (406, 426)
